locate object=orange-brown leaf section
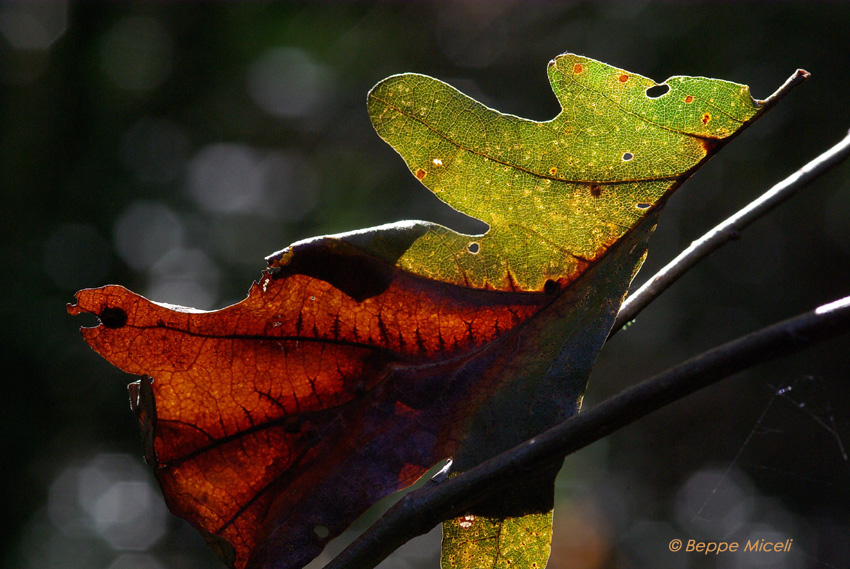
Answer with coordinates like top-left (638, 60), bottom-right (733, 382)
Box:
top-left (68, 239), bottom-right (555, 569)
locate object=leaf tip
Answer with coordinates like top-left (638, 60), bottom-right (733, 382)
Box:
top-left (67, 286), bottom-right (134, 330)
top-left (66, 299), bottom-right (83, 316)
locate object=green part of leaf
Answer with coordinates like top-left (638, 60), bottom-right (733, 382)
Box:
top-left (441, 511), bottom-right (553, 569)
top-left (367, 53), bottom-right (761, 291)
top-left (441, 463), bottom-right (559, 569)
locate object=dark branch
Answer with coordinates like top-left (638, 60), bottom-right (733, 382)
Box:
top-left (614, 126), bottom-right (850, 333)
top-left (325, 295), bottom-right (850, 569)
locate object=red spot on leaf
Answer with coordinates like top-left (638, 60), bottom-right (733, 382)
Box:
top-left (618, 74), bottom-right (628, 83)
top-left (416, 168), bottom-right (426, 180)
top-left (702, 113), bottom-right (711, 126)
top-left (573, 63), bottom-right (583, 74)
top-left (684, 95), bottom-right (694, 103)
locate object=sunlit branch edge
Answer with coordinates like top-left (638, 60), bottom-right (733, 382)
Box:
top-left (324, 293), bottom-right (850, 569)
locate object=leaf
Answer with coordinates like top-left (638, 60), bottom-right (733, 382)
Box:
top-left (367, 54), bottom-right (760, 291)
top-left (441, 512), bottom-right (552, 569)
top-left (439, 464), bottom-right (559, 569)
top-left (68, 53), bottom-right (768, 569)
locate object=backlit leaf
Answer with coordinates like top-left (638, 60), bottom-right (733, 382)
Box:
top-left (367, 53), bottom-right (760, 291)
top-left (68, 53), bottom-right (771, 569)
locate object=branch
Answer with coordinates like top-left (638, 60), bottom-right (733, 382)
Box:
top-left (326, 294), bottom-right (850, 569)
top-left (614, 125), bottom-right (850, 333)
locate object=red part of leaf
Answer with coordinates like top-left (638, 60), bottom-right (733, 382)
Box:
top-left (68, 237), bottom-right (556, 568)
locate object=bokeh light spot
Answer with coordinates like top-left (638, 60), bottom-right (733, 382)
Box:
top-left (93, 481), bottom-right (165, 550)
top-left (247, 47), bottom-right (334, 119)
top-left (113, 201), bottom-right (185, 271)
top-left (187, 144), bottom-right (265, 214)
top-left (674, 467), bottom-right (752, 537)
top-left (0, 1), bottom-right (67, 50)
top-left (48, 454), bottom-right (168, 553)
top-left (148, 248), bottom-right (221, 310)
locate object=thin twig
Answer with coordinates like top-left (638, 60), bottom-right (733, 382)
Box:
top-left (756, 68), bottom-right (810, 111)
top-left (325, 295), bottom-right (850, 569)
top-left (614, 126), bottom-right (850, 333)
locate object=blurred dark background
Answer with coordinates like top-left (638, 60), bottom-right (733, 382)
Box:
top-left (2, 3), bottom-right (849, 569)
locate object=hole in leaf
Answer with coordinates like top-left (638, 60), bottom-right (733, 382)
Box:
top-left (645, 84), bottom-right (670, 98)
top-left (467, 242), bottom-right (480, 254)
top-left (636, 203), bottom-right (651, 210)
top-left (100, 307), bottom-right (128, 329)
top-left (313, 525), bottom-right (329, 539)
top-left (544, 279), bottom-right (559, 294)
top-left (622, 152), bottom-right (634, 161)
